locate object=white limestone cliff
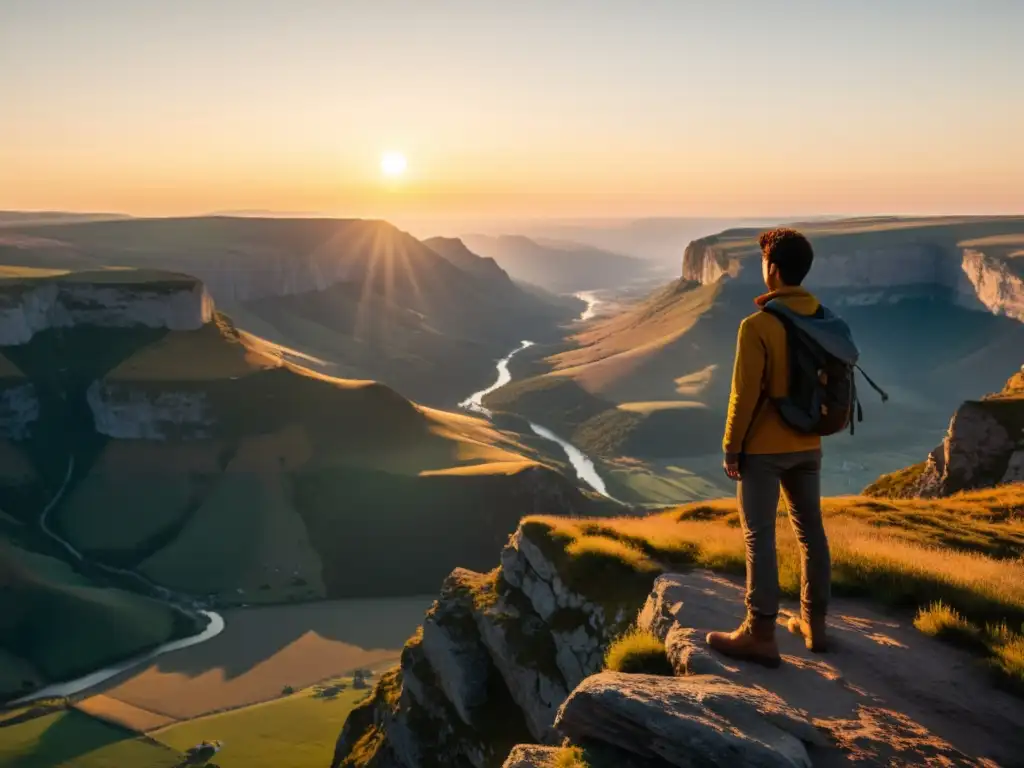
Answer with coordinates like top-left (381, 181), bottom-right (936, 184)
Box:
top-left (0, 275), bottom-right (214, 346)
top-left (682, 238), bottom-right (1024, 320)
top-left (959, 249), bottom-right (1024, 321)
top-left (86, 382), bottom-right (213, 440)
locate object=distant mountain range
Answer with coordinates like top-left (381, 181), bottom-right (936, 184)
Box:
top-left (460, 233), bottom-right (649, 293)
top-left (0, 217), bottom-right (587, 406)
top-left (0, 210), bottom-right (130, 227)
top-left (485, 216), bottom-right (1024, 502)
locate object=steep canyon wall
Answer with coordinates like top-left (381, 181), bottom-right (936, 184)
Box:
top-left (682, 238), bottom-right (1024, 320)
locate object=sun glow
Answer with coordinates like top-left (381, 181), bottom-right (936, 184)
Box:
top-left (381, 152), bottom-right (407, 177)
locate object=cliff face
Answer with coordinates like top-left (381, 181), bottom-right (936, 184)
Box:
top-left (334, 520), bottom-right (1024, 768)
top-left (959, 248), bottom-right (1024, 321)
top-left (0, 270), bottom-right (219, 441)
top-left (914, 379), bottom-right (1024, 496)
top-left (867, 370), bottom-right (1024, 497)
top-left (681, 225), bottom-right (1024, 321)
top-left (332, 523), bottom-right (635, 768)
top-left (86, 382), bottom-right (214, 440)
top-left (0, 271), bottom-right (213, 345)
top-left (681, 238), bottom-right (739, 285)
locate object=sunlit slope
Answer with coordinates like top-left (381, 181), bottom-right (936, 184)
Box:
top-left (0, 218), bottom-right (581, 405)
top-left (0, 311), bottom-right (605, 609)
top-left (487, 219), bottom-right (1024, 463)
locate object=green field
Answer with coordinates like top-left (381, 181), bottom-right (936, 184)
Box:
top-left (0, 543), bottom-right (197, 700)
top-left (154, 678), bottom-right (372, 768)
top-left (1, 303), bottom-right (604, 607)
top-left (0, 710), bottom-right (181, 768)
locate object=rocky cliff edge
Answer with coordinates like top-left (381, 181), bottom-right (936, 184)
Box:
top-left (681, 220), bottom-right (1024, 321)
top-left (0, 269), bottom-right (213, 345)
top-left (332, 520), bottom-right (1024, 768)
top-left (868, 369), bottom-right (1024, 497)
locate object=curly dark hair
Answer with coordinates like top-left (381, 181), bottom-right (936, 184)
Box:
top-left (758, 228), bottom-right (814, 286)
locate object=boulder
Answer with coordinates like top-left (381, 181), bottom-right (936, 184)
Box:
top-left (636, 571), bottom-right (1024, 766)
top-left (554, 671), bottom-right (817, 768)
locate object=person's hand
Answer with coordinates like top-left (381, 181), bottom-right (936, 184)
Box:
top-left (723, 453), bottom-right (741, 481)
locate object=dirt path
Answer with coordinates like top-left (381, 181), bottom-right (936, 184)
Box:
top-left (644, 571), bottom-right (1024, 767)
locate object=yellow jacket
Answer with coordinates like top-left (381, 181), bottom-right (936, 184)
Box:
top-left (722, 286), bottom-right (823, 456)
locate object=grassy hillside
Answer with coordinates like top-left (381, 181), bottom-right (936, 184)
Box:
top-left (485, 218), bottom-right (1024, 504)
top-left (0, 294), bottom-right (614, 612)
top-left (0, 537), bottom-right (202, 702)
top-left (153, 675), bottom-right (372, 768)
top-left (0, 218), bottom-right (584, 406)
top-left (0, 709), bottom-right (182, 768)
top-left (521, 482), bottom-right (1024, 689)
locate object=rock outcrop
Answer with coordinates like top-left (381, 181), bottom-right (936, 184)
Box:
top-left (332, 523), bottom-right (634, 768)
top-left (339, 526), bottom-right (1024, 768)
top-left (0, 271), bottom-right (213, 345)
top-left (555, 672), bottom-right (821, 768)
top-left (682, 226), bottom-right (1024, 320)
top-left (868, 370), bottom-right (1024, 497)
top-left (628, 571), bottom-right (1024, 766)
top-left (86, 382), bottom-right (213, 440)
top-left (960, 248), bottom-right (1024, 321)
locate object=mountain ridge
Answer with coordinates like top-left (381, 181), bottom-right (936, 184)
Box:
top-left (484, 217), bottom-right (1024, 503)
top-left (460, 234), bottom-right (647, 293)
top-left (0, 217), bottom-right (585, 406)
top-left (0, 267), bottom-right (616, 702)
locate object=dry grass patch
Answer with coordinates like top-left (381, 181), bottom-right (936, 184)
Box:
top-left (73, 694), bottom-right (176, 733)
top-left (97, 597), bottom-right (425, 721)
top-left (604, 627), bottom-right (672, 676)
top-left (522, 484), bottom-right (1024, 690)
top-left (553, 745), bottom-right (589, 767)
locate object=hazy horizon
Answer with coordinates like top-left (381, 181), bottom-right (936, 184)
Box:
top-left (2, 1), bottom-right (1022, 219)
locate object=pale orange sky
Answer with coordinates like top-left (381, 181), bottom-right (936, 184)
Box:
top-left (2, 1), bottom-right (1022, 219)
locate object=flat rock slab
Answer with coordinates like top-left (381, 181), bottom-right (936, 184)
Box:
top-left (638, 570), bottom-right (1024, 766)
top-left (556, 671), bottom-right (823, 768)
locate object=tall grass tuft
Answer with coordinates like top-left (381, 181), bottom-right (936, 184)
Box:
top-left (604, 626), bottom-right (673, 676)
top-left (553, 745), bottom-right (589, 768)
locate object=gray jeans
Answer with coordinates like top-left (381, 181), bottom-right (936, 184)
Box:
top-left (738, 450), bottom-right (830, 618)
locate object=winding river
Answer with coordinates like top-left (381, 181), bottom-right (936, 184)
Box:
top-left (12, 291), bottom-right (609, 705)
top-left (460, 292), bottom-right (612, 498)
top-left (12, 457), bottom-right (227, 705)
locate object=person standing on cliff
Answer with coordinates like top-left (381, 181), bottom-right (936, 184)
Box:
top-left (706, 228), bottom-right (856, 667)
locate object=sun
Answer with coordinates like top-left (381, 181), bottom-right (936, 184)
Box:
top-left (381, 151), bottom-right (407, 177)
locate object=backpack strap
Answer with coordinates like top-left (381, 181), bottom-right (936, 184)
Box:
top-left (855, 364), bottom-right (890, 402)
top-left (740, 388), bottom-right (769, 455)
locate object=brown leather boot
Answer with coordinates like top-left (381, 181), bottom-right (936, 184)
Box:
top-left (787, 608), bottom-right (828, 652)
top-left (706, 614), bottom-right (781, 668)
